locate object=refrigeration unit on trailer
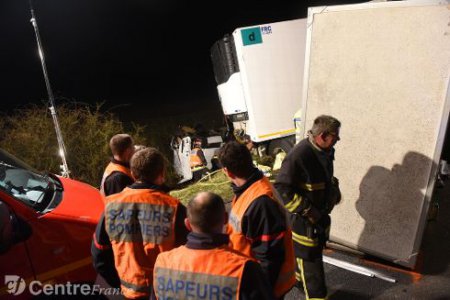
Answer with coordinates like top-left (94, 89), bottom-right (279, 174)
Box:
top-left (210, 18), bottom-right (307, 156)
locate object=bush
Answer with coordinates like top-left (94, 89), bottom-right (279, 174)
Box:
top-left (0, 102), bottom-right (147, 187)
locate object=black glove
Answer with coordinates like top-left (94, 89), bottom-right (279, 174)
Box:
top-left (302, 205), bottom-right (322, 224)
top-left (330, 177), bottom-right (341, 206)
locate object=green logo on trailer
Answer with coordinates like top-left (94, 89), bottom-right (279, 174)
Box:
top-left (241, 27), bottom-right (262, 46)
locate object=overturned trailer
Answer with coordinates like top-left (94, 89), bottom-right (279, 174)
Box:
top-left (210, 18), bottom-right (307, 156)
top-left (301, 0), bottom-right (450, 268)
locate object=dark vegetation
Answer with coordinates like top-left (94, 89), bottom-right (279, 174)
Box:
top-left (0, 101), bottom-right (225, 188)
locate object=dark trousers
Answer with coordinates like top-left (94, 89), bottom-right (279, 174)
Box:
top-left (296, 255), bottom-right (327, 299)
top-left (291, 214), bottom-right (330, 299)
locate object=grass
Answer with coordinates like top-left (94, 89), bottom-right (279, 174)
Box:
top-left (169, 166), bottom-right (278, 207)
top-left (170, 170), bottom-right (233, 205)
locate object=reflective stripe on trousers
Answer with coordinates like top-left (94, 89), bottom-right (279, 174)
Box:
top-left (296, 257), bottom-right (327, 300)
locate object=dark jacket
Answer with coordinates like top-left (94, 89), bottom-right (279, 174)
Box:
top-left (232, 169), bottom-right (287, 290)
top-left (103, 158), bottom-right (134, 196)
top-left (275, 137), bottom-right (339, 259)
top-left (275, 137), bottom-right (337, 216)
top-left (91, 182), bottom-right (189, 288)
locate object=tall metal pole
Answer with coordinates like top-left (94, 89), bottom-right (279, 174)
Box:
top-left (29, 0), bottom-right (70, 177)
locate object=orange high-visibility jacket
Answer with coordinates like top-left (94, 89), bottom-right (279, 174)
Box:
top-left (100, 161), bottom-right (133, 196)
top-left (227, 177), bottom-right (296, 298)
top-left (190, 147), bottom-right (205, 168)
top-left (153, 245), bottom-right (250, 300)
top-left (105, 187), bottom-right (179, 299)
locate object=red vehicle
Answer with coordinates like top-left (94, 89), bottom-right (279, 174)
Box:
top-left (0, 149), bottom-right (103, 298)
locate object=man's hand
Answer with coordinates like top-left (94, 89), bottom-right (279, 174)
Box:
top-left (329, 177), bottom-right (342, 210)
top-left (303, 205), bottom-right (321, 224)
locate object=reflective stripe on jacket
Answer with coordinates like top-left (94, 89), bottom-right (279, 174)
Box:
top-left (105, 187), bottom-right (179, 299)
top-left (154, 245), bottom-right (249, 300)
top-left (227, 177), bottom-right (296, 298)
top-left (275, 138), bottom-right (336, 215)
top-left (100, 162), bottom-right (133, 197)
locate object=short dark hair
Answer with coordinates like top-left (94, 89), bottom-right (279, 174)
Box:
top-left (187, 192), bottom-right (225, 233)
top-left (110, 134), bottom-right (133, 156)
top-left (310, 115), bottom-right (341, 137)
top-left (130, 147), bottom-right (166, 183)
top-left (218, 141), bottom-right (254, 178)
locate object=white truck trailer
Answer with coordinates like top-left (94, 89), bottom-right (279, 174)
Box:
top-left (208, 0), bottom-right (450, 270)
top-left (301, 0), bottom-right (450, 268)
top-left (173, 19), bottom-right (308, 184)
top-left (210, 18), bottom-right (307, 155)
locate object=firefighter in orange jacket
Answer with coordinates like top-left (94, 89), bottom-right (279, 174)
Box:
top-left (219, 141), bottom-right (296, 299)
top-left (92, 147), bottom-right (188, 299)
top-left (100, 133), bottom-right (135, 197)
top-left (154, 191), bottom-right (273, 300)
top-left (93, 133), bottom-right (136, 289)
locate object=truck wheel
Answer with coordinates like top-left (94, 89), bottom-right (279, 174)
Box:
top-left (267, 136), bottom-right (295, 157)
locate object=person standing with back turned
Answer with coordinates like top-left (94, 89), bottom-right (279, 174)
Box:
top-left (154, 191), bottom-right (273, 300)
top-left (219, 141), bottom-right (296, 299)
top-left (96, 147), bottom-right (188, 299)
top-left (275, 115), bottom-right (342, 300)
top-left (100, 133), bottom-right (135, 197)
top-left (92, 133), bottom-right (136, 289)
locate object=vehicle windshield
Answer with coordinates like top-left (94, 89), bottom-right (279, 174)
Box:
top-left (0, 149), bottom-right (55, 211)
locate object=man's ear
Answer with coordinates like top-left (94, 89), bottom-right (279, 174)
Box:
top-left (122, 146), bottom-right (133, 163)
top-left (318, 132), bottom-right (327, 140)
top-left (222, 167), bottom-right (235, 179)
top-left (155, 170), bottom-right (165, 185)
top-left (184, 218), bottom-right (192, 231)
top-left (314, 132), bottom-right (326, 146)
top-left (223, 212), bottom-right (229, 225)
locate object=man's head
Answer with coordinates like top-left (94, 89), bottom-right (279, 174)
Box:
top-left (130, 147), bottom-right (166, 184)
top-left (309, 115), bottom-right (341, 150)
top-left (218, 141), bottom-right (254, 180)
top-left (192, 137), bottom-right (202, 148)
top-left (110, 134), bottom-right (134, 162)
top-left (185, 192), bottom-right (227, 234)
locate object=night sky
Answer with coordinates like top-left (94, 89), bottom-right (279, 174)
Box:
top-left (1, 0), bottom-right (364, 121)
